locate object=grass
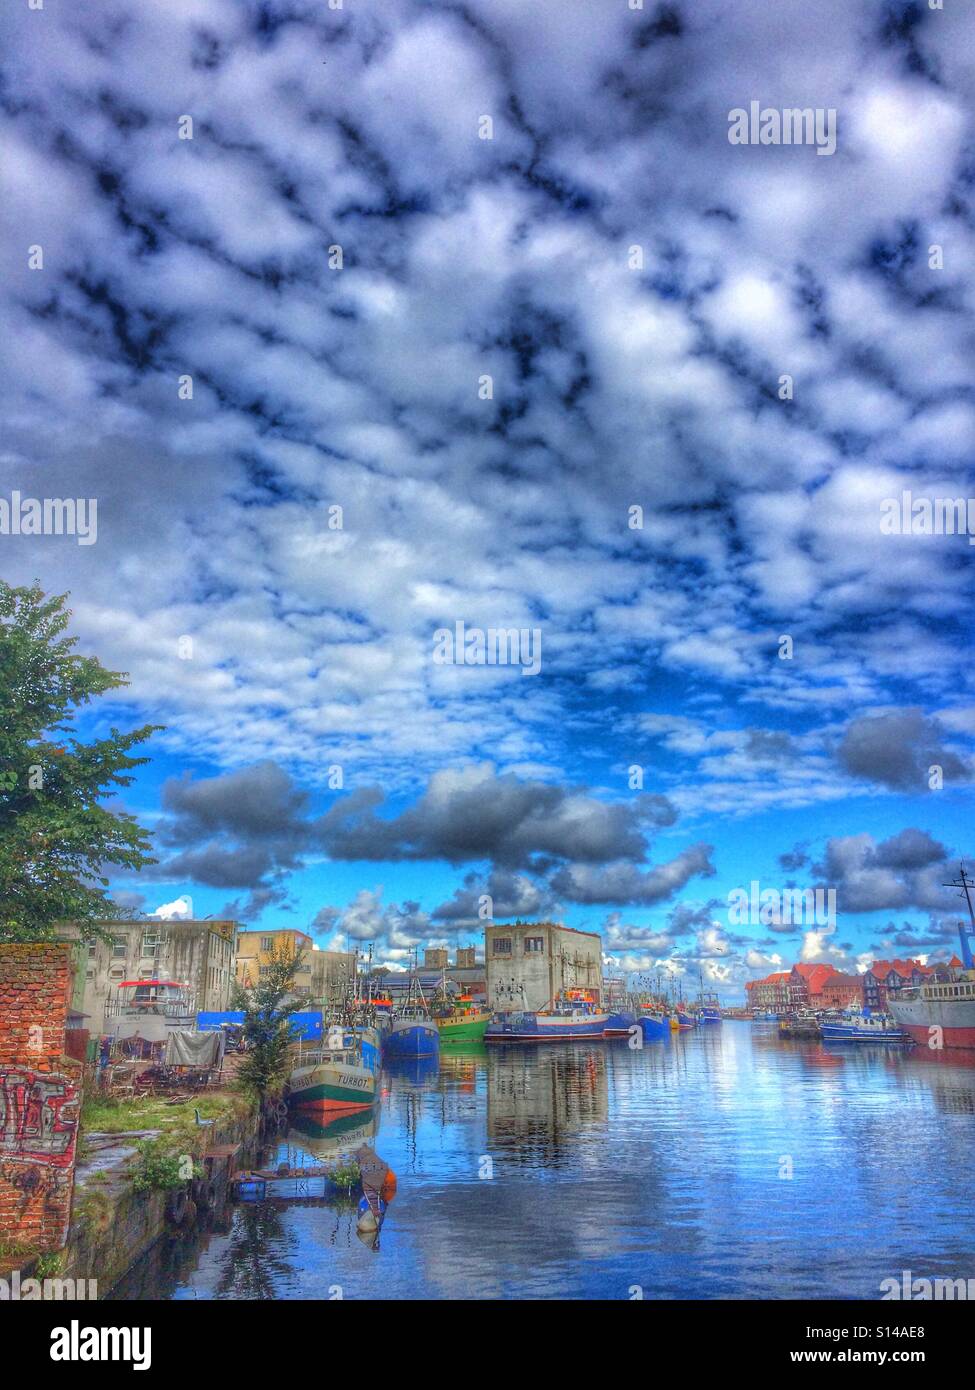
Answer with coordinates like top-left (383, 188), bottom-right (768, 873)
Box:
top-left (81, 1089), bottom-right (249, 1141)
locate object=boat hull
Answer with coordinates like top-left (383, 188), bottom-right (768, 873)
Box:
top-left (820, 1023), bottom-right (909, 1043)
top-left (638, 1015), bottom-right (670, 1042)
top-left (485, 1010), bottom-right (611, 1042)
top-left (384, 1021), bottom-right (440, 1057)
top-left (603, 1011), bottom-right (637, 1037)
top-left (436, 1012), bottom-right (490, 1043)
top-left (288, 1062), bottom-right (377, 1114)
top-left (888, 995), bottom-right (975, 1050)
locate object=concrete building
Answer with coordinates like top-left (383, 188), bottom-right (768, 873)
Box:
top-left (63, 918), bottom-right (238, 1034)
top-left (235, 929), bottom-right (354, 1006)
top-left (456, 946), bottom-right (477, 969)
top-left (485, 921), bottom-right (602, 1013)
top-left (423, 948), bottom-right (449, 969)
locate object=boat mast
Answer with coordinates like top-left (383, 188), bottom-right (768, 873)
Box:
top-left (943, 863), bottom-right (975, 969)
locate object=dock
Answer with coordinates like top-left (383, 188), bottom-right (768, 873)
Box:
top-left (231, 1164), bottom-right (361, 1200)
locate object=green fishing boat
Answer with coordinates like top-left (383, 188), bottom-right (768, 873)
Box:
top-left (434, 994), bottom-right (491, 1044)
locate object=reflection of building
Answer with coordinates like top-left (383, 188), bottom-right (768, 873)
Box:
top-left (485, 922), bottom-right (602, 1012)
top-left (487, 1047), bottom-right (608, 1147)
top-left (236, 929), bottom-right (353, 1005)
top-left (62, 919), bottom-right (237, 1034)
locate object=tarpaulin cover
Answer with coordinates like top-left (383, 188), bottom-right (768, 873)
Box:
top-left (164, 1030), bottom-right (224, 1066)
top-left (196, 1010), bottom-right (323, 1040)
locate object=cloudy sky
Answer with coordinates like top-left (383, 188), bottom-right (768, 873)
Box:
top-left (2, 0), bottom-right (973, 993)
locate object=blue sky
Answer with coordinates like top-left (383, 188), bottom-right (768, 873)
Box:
top-left (2, 0), bottom-right (973, 996)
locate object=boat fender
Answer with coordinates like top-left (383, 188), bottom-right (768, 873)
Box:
top-left (165, 1187), bottom-right (189, 1227)
top-left (380, 1170), bottom-right (397, 1202)
top-left (192, 1177), bottom-right (217, 1212)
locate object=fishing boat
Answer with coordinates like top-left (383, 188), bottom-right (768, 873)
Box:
top-left (485, 992), bottom-right (610, 1042)
top-left (383, 967), bottom-right (440, 1057)
top-left (688, 971), bottom-right (722, 1024)
top-left (820, 1010), bottom-right (909, 1043)
top-left (675, 1009), bottom-right (696, 1030)
top-left (287, 1026), bottom-right (378, 1115)
top-left (888, 867), bottom-right (975, 1050)
top-left (603, 1009), bottom-right (638, 1037)
top-left (637, 1008), bottom-right (670, 1042)
top-left (433, 993), bottom-right (491, 1044)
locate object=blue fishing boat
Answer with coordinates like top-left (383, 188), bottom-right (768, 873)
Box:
top-left (384, 1003), bottom-right (440, 1057)
top-left (603, 1010), bottom-right (637, 1037)
top-left (637, 1010), bottom-right (670, 1042)
top-left (486, 993), bottom-right (610, 1042)
top-left (820, 1010), bottom-right (909, 1044)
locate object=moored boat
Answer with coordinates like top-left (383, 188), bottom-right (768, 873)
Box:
top-left (385, 1004), bottom-right (440, 1057)
top-left (887, 867), bottom-right (975, 1050)
top-left (287, 1027), bottom-right (378, 1115)
top-left (820, 1010), bottom-right (909, 1043)
top-left (434, 993), bottom-right (491, 1044)
top-left (603, 1009), bottom-right (637, 1037)
top-left (485, 993), bottom-right (610, 1042)
top-left (637, 1010), bottom-right (670, 1042)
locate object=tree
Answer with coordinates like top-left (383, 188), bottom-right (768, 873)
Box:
top-left (231, 943), bottom-right (306, 1104)
top-left (0, 580), bottom-right (161, 941)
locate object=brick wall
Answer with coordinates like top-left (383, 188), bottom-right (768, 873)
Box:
top-left (0, 943), bottom-right (80, 1252)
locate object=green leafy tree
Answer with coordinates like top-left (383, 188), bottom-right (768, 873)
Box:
top-left (0, 580), bottom-right (161, 942)
top-left (231, 943), bottom-right (305, 1103)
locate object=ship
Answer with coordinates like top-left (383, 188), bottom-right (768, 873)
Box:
top-left (287, 1024), bottom-right (380, 1115)
top-left (887, 866), bottom-right (975, 1050)
top-left (485, 991), bottom-right (610, 1042)
top-left (820, 1010), bottom-right (910, 1044)
top-left (380, 964), bottom-right (440, 1057)
top-left (433, 992), bottom-right (491, 1044)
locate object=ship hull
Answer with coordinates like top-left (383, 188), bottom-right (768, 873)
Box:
top-left (288, 1062), bottom-right (377, 1114)
top-left (638, 1015), bottom-right (670, 1042)
top-left (820, 1023), bottom-right (909, 1043)
top-left (436, 1012), bottom-right (490, 1043)
top-left (485, 1011), bottom-right (611, 1042)
top-left (888, 995), bottom-right (975, 1050)
top-left (384, 1021), bottom-right (440, 1057)
top-left (603, 1011), bottom-right (637, 1036)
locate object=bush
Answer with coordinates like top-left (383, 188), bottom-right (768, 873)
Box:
top-left (130, 1140), bottom-right (202, 1193)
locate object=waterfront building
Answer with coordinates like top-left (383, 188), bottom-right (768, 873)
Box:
top-left (62, 918), bottom-right (238, 1034)
top-left (861, 958), bottom-right (933, 1011)
top-left (236, 928), bottom-right (354, 1006)
top-left (818, 971), bottom-right (864, 1010)
top-left (485, 921), bottom-right (602, 1013)
top-left (745, 970), bottom-right (791, 1013)
top-left (424, 948), bottom-right (449, 969)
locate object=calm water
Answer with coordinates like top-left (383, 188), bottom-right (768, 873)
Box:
top-left (111, 1023), bottom-right (975, 1300)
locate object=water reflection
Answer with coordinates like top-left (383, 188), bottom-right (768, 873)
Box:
top-left (108, 1024), bottom-right (975, 1301)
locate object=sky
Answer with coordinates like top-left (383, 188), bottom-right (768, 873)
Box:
top-left (2, 0), bottom-right (974, 996)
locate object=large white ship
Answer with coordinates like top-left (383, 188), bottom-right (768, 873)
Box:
top-left (888, 865), bottom-right (975, 1050)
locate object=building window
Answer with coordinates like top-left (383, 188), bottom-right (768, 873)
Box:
top-left (112, 938), bottom-right (127, 958)
top-left (261, 937), bottom-right (273, 951)
top-left (142, 932), bottom-right (160, 958)
top-left (492, 938), bottom-right (512, 955)
top-left (524, 937), bottom-right (544, 954)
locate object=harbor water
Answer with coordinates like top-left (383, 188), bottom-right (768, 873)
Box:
top-left (110, 1022), bottom-right (975, 1300)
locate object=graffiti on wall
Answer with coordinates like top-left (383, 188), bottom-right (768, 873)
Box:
top-left (0, 1069), bottom-right (80, 1167)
